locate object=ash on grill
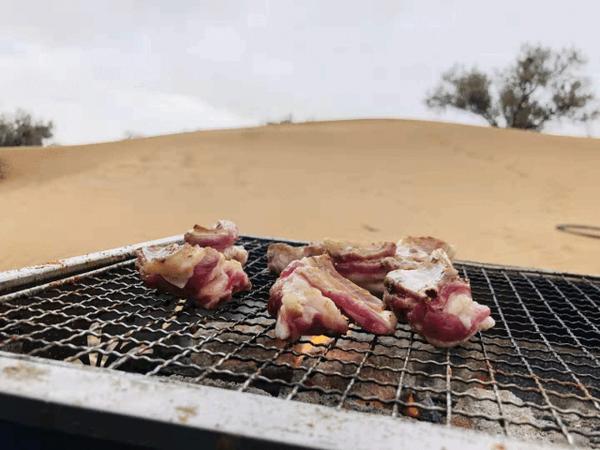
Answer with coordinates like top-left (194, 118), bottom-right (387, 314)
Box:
top-left (1, 237), bottom-right (599, 448)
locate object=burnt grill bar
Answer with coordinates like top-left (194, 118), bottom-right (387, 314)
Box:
top-left (0, 236), bottom-right (599, 448)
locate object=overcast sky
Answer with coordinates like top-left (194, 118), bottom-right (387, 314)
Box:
top-left (1, 0), bottom-right (599, 144)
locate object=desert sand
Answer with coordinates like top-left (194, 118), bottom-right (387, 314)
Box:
top-left (0, 119), bottom-right (599, 274)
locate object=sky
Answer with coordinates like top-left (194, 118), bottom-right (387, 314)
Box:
top-left (1, 0), bottom-right (599, 144)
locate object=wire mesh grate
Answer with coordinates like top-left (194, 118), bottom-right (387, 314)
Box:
top-left (0, 237), bottom-right (599, 447)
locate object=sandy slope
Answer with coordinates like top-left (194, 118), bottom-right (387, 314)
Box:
top-left (0, 119), bottom-right (599, 274)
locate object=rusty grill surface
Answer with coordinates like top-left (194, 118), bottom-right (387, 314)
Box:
top-left (1, 237), bottom-right (599, 447)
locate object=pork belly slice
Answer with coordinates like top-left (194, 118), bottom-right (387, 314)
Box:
top-left (136, 243), bottom-right (251, 309)
top-left (267, 237), bottom-right (453, 295)
top-left (267, 240), bottom-right (397, 295)
top-left (269, 256), bottom-right (397, 340)
top-left (321, 240), bottom-right (397, 262)
top-left (184, 219), bottom-right (248, 265)
top-left (383, 250), bottom-right (494, 348)
top-left (320, 240), bottom-right (398, 295)
top-left (184, 219), bottom-right (239, 251)
top-left (269, 264), bottom-right (348, 341)
top-left (302, 256), bottom-right (398, 335)
top-left (267, 240), bottom-right (395, 273)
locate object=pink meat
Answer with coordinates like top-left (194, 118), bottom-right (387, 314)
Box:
top-left (267, 237), bottom-right (453, 295)
top-left (321, 240), bottom-right (396, 262)
top-left (300, 256), bottom-right (397, 335)
top-left (383, 250), bottom-right (494, 347)
top-left (184, 220), bottom-right (239, 252)
top-left (334, 259), bottom-right (397, 295)
top-left (137, 244), bottom-right (251, 309)
top-left (184, 220), bottom-right (248, 265)
top-left (269, 263), bottom-right (349, 341)
top-left (269, 256), bottom-right (397, 340)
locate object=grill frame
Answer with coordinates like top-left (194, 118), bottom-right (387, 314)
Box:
top-left (0, 351), bottom-right (554, 450)
top-left (0, 235), bottom-right (598, 449)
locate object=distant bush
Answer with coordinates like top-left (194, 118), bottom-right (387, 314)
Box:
top-left (0, 110), bottom-right (53, 146)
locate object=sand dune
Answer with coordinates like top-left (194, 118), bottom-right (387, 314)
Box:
top-left (0, 119), bottom-right (599, 274)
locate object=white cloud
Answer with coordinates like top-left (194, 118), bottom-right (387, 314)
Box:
top-left (251, 53), bottom-right (294, 77)
top-left (0, 36), bottom-right (256, 144)
top-left (247, 12), bottom-right (268, 29)
top-left (187, 26), bottom-right (247, 62)
top-left (0, 0), bottom-right (598, 143)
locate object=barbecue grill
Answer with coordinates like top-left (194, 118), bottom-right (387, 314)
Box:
top-left (0, 235), bottom-right (599, 449)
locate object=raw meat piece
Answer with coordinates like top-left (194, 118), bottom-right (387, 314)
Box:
top-left (184, 220), bottom-right (248, 265)
top-left (136, 243), bottom-right (251, 309)
top-left (267, 240), bottom-right (396, 295)
top-left (184, 220), bottom-right (239, 251)
top-left (222, 245), bottom-right (249, 266)
top-left (321, 240), bottom-right (397, 262)
top-left (269, 255), bottom-right (397, 340)
top-left (383, 250), bottom-right (494, 347)
top-left (267, 242), bottom-right (326, 274)
top-left (269, 265), bottom-right (348, 341)
top-left (299, 255), bottom-right (397, 335)
top-left (267, 237), bottom-right (453, 295)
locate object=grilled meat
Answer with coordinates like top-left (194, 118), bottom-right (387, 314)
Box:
top-left (222, 245), bottom-right (249, 266)
top-left (269, 262), bottom-right (349, 341)
top-left (267, 237), bottom-right (453, 295)
top-left (383, 249), bottom-right (494, 347)
top-left (322, 240), bottom-right (397, 261)
top-left (136, 243), bottom-right (251, 309)
top-left (184, 219), bottom-right (248, 265)
top-left (184, 219), bottom-right (238, 250)
top-left (299, 255), bottom-right (398, 334)
top-left (395, 236), bottom-right (456, 265)
top-left (266, 242), bottom-right (327, 274)
top-left (324, 240), bottom-right (397, 295)
top-left (269, 255), bottom-right (397, 340)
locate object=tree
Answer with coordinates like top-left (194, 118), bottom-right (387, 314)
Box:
top-left (425, 44), bottom-right (599, 131)
top-left (0, 110), bottom-right (53, 146)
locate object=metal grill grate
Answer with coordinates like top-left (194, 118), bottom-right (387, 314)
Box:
top-left (1, 237), bottom-right (599, 447)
